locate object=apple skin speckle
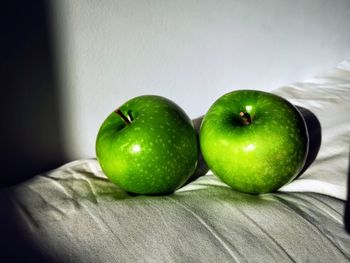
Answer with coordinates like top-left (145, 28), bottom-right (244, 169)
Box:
top-left (96, 95), bottom-right (198, 195)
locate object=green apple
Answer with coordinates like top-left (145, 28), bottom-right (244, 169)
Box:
top-left (200, 90), bottom-right (308, 194)
top-left (96, 95), bottom-right (198, 195)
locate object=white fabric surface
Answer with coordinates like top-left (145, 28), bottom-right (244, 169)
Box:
top-left (276, 61), bottom-right (350, 200)
top-left (1, 158), bottom-right (349, 262)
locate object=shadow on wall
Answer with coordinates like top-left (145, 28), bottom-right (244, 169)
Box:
top-left (0, 2), bottom-right (65, 262)
top-left (0, 1), bottom-right (67, 187)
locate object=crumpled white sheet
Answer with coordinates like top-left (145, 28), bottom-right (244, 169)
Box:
top-left (2, 158), bottom-right (349, 263)
top-left (276, 60), bottom-right (350, 200)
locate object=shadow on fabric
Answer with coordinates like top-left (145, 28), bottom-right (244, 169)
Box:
top-left (0, 190), bottom-right (59, 262)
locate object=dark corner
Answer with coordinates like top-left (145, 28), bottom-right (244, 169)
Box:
top-left (1, 1), bottom-right (66, 262)
top-left (1, 1), bottom-right (67, 187)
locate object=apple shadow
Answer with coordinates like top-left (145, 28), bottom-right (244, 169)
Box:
top-left (185, 116), bottom-right (209, 184)
top-left (295, 106), bottom-right (322, 178)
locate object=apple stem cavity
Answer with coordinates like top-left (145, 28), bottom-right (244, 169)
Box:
top-left (115, 109), bottom-right (132, 125)
top-left (239, 112), bottom-right (252, 126)
top-left (127, 110), bottom-right (134, 122)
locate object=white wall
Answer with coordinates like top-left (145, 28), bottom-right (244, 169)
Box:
top-left (50, 0), bottom-right (350, 160)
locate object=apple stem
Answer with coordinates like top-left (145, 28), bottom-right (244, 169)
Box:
top-left (115, 109), bottom-right (131, 125)
top-left (239, 112), bottom-right (252, 125)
